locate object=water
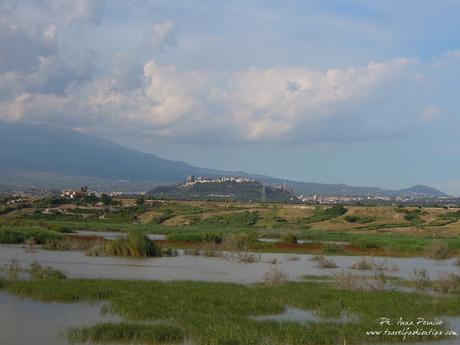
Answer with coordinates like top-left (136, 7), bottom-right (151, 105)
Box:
top-left (0, 244), bottom-right (458, 283)
top-left (0, 291), bottom-right (120, 345)
top-left (71, 231), bottom-right (167, 241)
top-left (73, 231), bottom-right (345, 244)
top-left (250, 306), bottom-right (357, 324)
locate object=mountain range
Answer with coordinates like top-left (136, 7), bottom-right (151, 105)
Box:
top-left (0, 121), bottom-right (449, 197)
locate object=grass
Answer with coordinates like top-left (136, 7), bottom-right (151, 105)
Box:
top-left (29, 261), bottom-right (67, 280)
top-left (167, 231), bottom-right (223, 244)
top-left (424, 241), bottom-right (452, 259)
top-left (1, 278), bottom-right (460, 345)
top-left (103, 232), bottom-right (160, 257)
top-left (2, 200), bottom-right (460, 258)
top-left (65, 322), bottom-right (184, 344)
top-left (0, 226), bottom-right (62, 244)
top-left (311, 255), bottom-right (338, 269)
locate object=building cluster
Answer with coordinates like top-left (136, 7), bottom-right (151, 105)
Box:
top-left (61, 188), bottom-right (103, 199)
top-left (298, 194), bottom-right (391, 204)
top-left (184, 175), bottom-right (255, 186)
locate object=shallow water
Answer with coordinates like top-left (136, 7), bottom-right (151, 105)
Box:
top-left (74, 230), bottom-right (346, 244)
top-left (0, 244), bottom-right (458, 283)
top-left (250, 306), bottom-right (358, 324)
top-left (0, 291), bottom-right (119, 345)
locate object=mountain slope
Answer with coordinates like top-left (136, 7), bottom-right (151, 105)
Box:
top-left (397, 184), bottom-right (448, 197)
top-left (0, 121), bottom-right (449, 196)
top-left (0, 121), bottom-right (224, 182)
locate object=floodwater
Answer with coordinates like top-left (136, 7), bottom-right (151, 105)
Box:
top-left (0, 244), bottom-right (458, 283)
top-left (250, 306), bottom-right (459, 345)
top-left (0, 291), bottom-right (119, 345)
top-left (250, 306), bottom-right (358, 324)
top-left (73, 230), bottom-right (346, 244)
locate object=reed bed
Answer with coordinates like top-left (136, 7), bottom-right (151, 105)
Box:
top-left (2, 278), bottom-right (459, 345)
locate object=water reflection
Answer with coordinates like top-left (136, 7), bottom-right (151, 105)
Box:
top-left (0, 291), bottom-right (119, 345)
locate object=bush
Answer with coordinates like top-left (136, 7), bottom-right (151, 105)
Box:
top-left (30, 261), bottom-right (66, 280)
top-left (105, 232), bottom-right (159, 257)
top-left (425, 241), bottom-right (451, 259)
top-left (0, 228), bottom-right (62, 244)
top-left (322, 242), bottom-right (343, 254)
top-left (280, 232), bottom-right (298, 244)
top-left (223, 233), bottom-right (257, 251)
top-left (167, 232), bottom-right (223, 244)
top-left (404, 213), bottom-right (416, 222)
top-left (344, 215), bottom-right (375, 224)
top-left (198, 211), bottom-right (259, 227)
top-left (412, 268), bottom-right (431, 290)
top-left (313, 255), bottom-right (337, 269)
top-left (303, 205), bottom-right (347, 223)
top-left (262, 267), bottom-right (288, 286)
top-left (350, 257), bottom-right (373, 270)
top-left (433, 274), bottom-right (460, 294)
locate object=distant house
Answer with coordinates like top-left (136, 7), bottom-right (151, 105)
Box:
top-left (61, 190), bottom-right (86, 199)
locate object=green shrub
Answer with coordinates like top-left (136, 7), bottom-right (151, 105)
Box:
top-left (425, 241), bottom-right (451, 259)
top-left (280, 232), bottom-right (298, 244)
top-left (322, 242), bottom-right (343, 254)
top-left (198, 211), bottom-right (259, 227)
top-left (167, 232), bottom-right (223, 244)
top-left (0, 228), bottom-right (62, 244)
top-left (344, 215), bottom-right (374, 224)
top-left (30, 261), bottom-right (66, 280)
top-left (302, 205), bottom-right (348, 223)
top-left (105, 232), bottom-right (159, 257)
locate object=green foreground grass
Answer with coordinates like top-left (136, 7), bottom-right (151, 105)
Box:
top-left (1, 278), bottom-right (459, 345)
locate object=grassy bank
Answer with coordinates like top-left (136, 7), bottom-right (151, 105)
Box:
top-left (1, 278), bottom-right (459, 345)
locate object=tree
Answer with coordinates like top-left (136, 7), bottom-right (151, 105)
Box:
top-left (136, 195), bottom-right (145, 205)
top-left (101, 193), bottom-right (112, 206)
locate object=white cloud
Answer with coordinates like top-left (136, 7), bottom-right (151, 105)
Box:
top-left (422, 105), bottom-right (442, 120)
top-left (446, 50), bottom-right (460, 58)
top-left (2, 56), bottom-right (418, 143)
top-left (48, 0), bottom-right (106, 26)
top-left (146, 20), bottom-right (178, 52)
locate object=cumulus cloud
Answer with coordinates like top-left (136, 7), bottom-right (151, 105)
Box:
top-left (111, 54), bottom-right (144, 91)
top-left (1, 55), bottom-right (421, 143)
top-left (0, 20), bottom-right (57, 73)
top-left (422, 105), bottom-right (442, 120)
top-left (47, 0), bottom-right (106, 26)
top-left (146, 20), bottom-right (178, 52)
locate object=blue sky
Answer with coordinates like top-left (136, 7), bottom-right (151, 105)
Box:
top-left (1, 0), bottom-right (460, 193)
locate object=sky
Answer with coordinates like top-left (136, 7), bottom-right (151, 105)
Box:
top-left (1, 0), bottom-right (460, 194)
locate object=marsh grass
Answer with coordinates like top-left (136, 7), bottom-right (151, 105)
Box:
top-left (1, 258), bottom-right (22, 279)
top-left (425, 241), bottom-right (451, 259)
top-left (412, 269), bottom-right (431, 290)
top-left (29, 261), bottom-right (66, 280)
top-left (285, 255), bottom-right (299, 261)
top-left (44, 237), bottom-right (98, 251)
top-left (432, 274), bottom-right (460, 294)
top-left (312, 255), bottom-right (338, 269)
top-left (233, 251), bottom-right (260, 263)
top-left (24, 238), bottom-right (36, 252)
top-left (262, 267), bottom-right (288, 286)
top-left (0, 227), bottom-right (62, 244)
top-left (65, 322), bottom-right (184, 344)
top-left (350, 257), bottom-right (373, 270)
top-left (2, 278), bottom-right (460, 345)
